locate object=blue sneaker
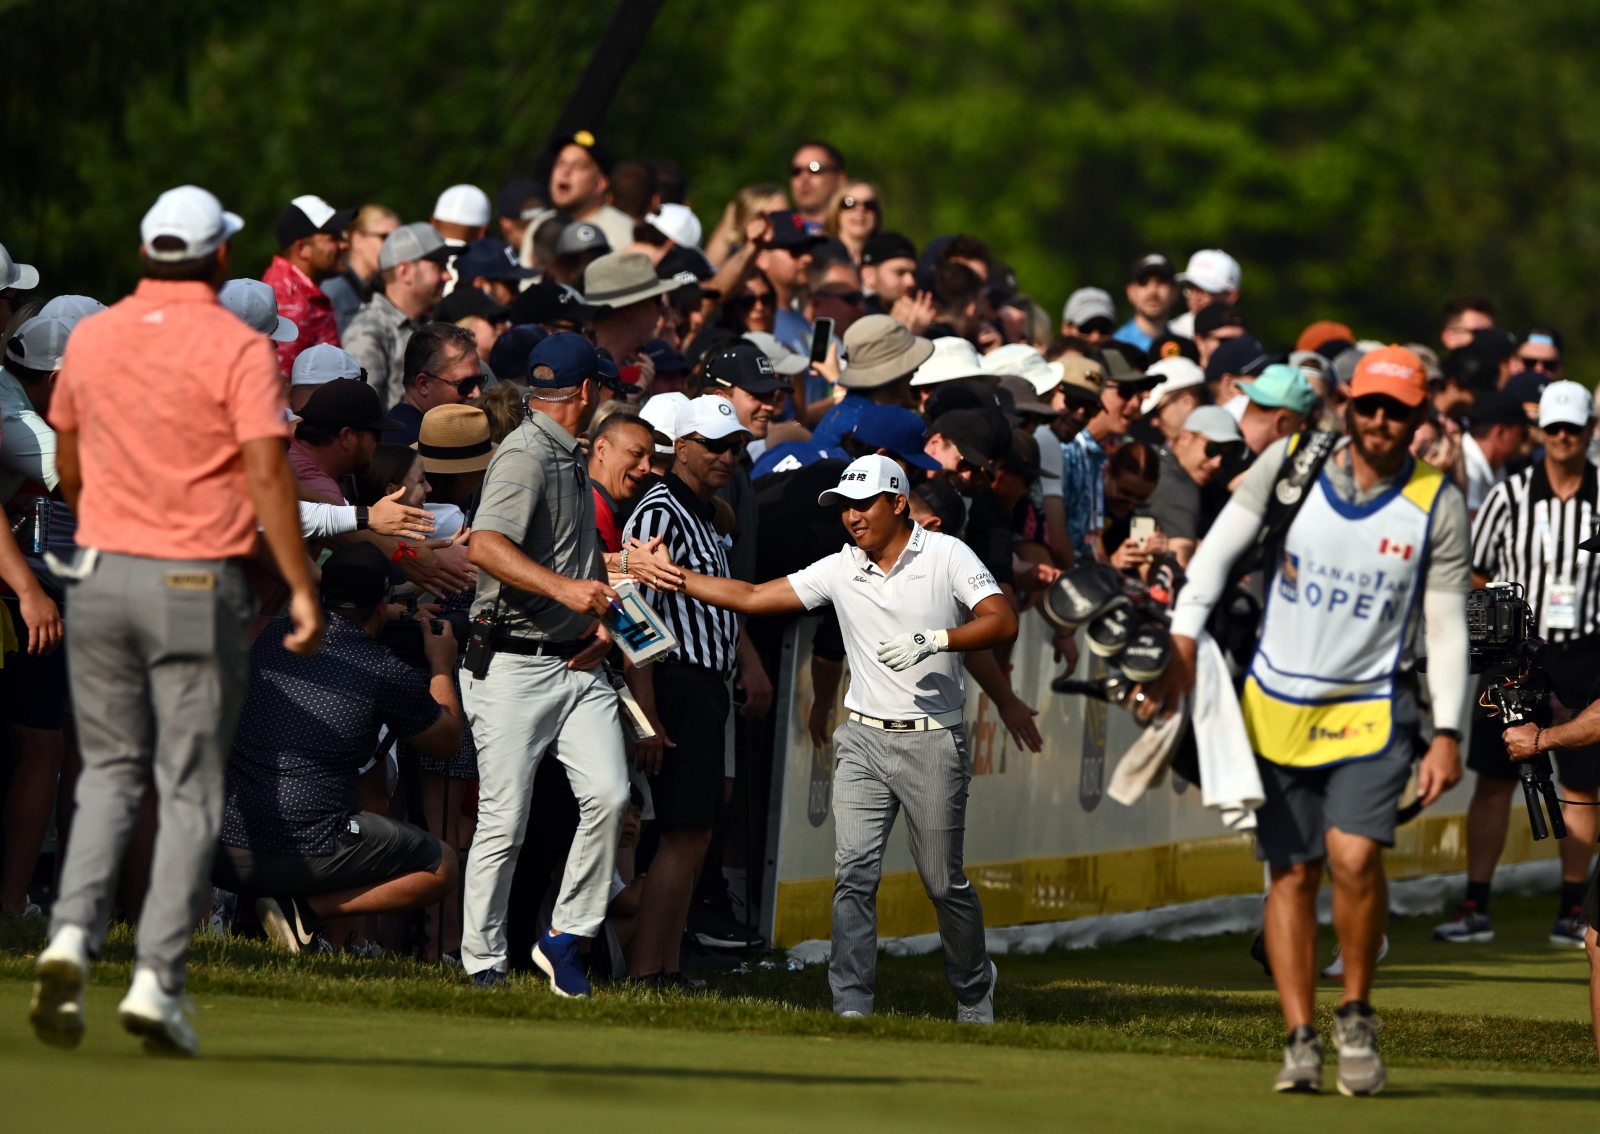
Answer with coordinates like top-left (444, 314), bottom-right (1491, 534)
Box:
top-left (471, 968), bottom-right (507, 989)
top-left (1432, 902), bottom-right (1493, 944)
top-left (532, 930), bottom-right (591, 998)
top-left (1551, 907), bottom-right (1589, 948)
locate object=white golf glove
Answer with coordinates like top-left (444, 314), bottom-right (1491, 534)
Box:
top-left (877, 629), bottom-right (950, 672)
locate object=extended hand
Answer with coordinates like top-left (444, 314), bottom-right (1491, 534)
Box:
top-left (877, 629), bottom-right (948, 672)
top-left (368, 487), bottom-right (435, 540)
top-left (626, 535), bottom-right (684, 592)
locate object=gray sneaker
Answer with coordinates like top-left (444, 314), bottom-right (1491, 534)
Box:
top-left (1273, 1026), bottom-right (1323, 1093)
top-left (1333, 1003), bottom-right (1386, 1096)
top-left (956, 960), bottom-right (997, 1025)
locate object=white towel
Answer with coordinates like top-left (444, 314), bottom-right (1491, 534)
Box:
top-left (1107, 696), bottom-right (1190, 806)
top-left (1194, 630), bottom-right (1263, 830)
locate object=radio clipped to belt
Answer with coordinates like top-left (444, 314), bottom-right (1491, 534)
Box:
top-left (463, 594), bottom-right (502, 680)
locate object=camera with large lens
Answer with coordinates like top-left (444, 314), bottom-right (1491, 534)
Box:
top-left (1042, 563), bottom-right (1173, 719)
top-left (378, 608), bottom-right (470, 672)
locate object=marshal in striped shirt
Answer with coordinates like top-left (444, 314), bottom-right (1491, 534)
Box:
top-left (1471, 462), bottom-right (1600, 643)
top-left (622, 472), bottom-right (740, 673)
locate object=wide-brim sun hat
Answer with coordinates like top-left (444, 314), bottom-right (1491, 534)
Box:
top-left (911, 335), bottom-right (987, 387)
top-left (411, 404), bottom-right (496, 473)
top-left (582, 251), bottom-right (682, 309)
top-left (839, 314), bottom-right (934, 389)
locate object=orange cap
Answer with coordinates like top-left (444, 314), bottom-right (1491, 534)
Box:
top-left (1295, 320), bottom-right (1354, 353)
top-left (1351, 345), bottom-right (1427, 406)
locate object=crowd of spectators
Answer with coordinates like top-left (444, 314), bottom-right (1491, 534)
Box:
top-left (0, 131), bottom-right (1589, 985)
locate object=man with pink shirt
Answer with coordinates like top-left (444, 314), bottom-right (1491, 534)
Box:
top-left (28, 186), bottom-right (322, 1058)
top-left (263, 195), bottom-right (356, 375)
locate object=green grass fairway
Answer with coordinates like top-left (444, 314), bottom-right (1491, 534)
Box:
top-left (1, 891), bottom-right (1596, 1130)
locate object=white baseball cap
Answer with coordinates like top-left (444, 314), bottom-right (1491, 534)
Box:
top-left (1182, 404), bottom-right (1243, 444)
top-left (1140, 356), bottom-right (1207, 415)
top-left (291, 343), bottom-right (363, 387)
top-left (218, 279), bottom-right (298, 343)
top-left (742, 331), bottom-right (810, 376)
top-left (640, 391), bottom-right (691, 453)
top-left (911, 336), bottom-right (987, 387)
top-left (4, 315), bottom-right (75, 372)
top-left (432, 185), bottom-right (492, 228)
top-left (39, 294), bottom-right (105, 319)
top-left (139, 185), bottom-right (244, 263)
top-left (674, 394), bottom-right (751, 442)
top-left (981, 343), bottom-right (1056, 396)
top-left (1539, 380), bottom-right (1592, 430)
top-left (0, 244), bottom-right (39, 291)
top-left (645, 204), bottom-right (703, 249)
top-left (817, 454), bottom-right (909, 506)
top-left (1175, 249), bottom-right (1241, 295)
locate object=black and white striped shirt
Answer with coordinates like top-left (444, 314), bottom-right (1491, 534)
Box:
top-left (1472, 462), bottom-right (1600, 643)
top-left (623, 473), bottom-right (739, 672)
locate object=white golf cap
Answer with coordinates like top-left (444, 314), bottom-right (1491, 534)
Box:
top-left (1539, 380), bottom-right (1592, 430)
top-left (0, 244), bottom-right (39, 291)
top-left (981, 342), bottom-right (1056, 396)
top-left (1140, 356), bottom-right (1207, 415)
top-left (911, 335), bottom-right (987, 387)
top-left (640, 391), bottom-right (691, 453)
top-left (1063, 287), bottom-right (1116, 327)
top-left (817, 454), bottom-right (909, 506)
top-left (291, 343), bottom-right (363, 387)
top-left (674, 394), bottom-right (751, 442)
top-left (742, 331), bottom-right (810, 376)
top-left (4, 315), bottom-right (75, 372)
top-left (1175, 249), bottom-right (1241, 295)
top-left (39, 294), bottom-right (105, 320)
top-left (218, 278), bottom-right (298, 343)
top-left (139, 185), bottom-right (244, 263)
top-left (432, 185), bottom-right (492, 228)
top-left (1182, 404), bottom-right (1243, 444)
top-left (646, 203), bottom-right (703, 249)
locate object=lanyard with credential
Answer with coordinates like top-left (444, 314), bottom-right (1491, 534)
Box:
top-left (1538, 505), bottom-right (1578, 631)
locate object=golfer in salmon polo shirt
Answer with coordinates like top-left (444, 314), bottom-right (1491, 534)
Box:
top-left (28, 186), bottom-right (324, 1058)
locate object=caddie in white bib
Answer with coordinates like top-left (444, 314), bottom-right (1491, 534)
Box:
top-left (1241, 447), bottom-right (1447, 767)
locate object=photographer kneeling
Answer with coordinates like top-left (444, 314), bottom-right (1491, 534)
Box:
top-left (213, 542), bottom-right (463, 953)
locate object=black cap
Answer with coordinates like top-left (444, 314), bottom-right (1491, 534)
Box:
top-left (508, 281), bottom-right (607, 327)
top-left (1469, 389), bottom-right (1529, 428)
top-left (274, 200), bottom-right (358, 250)
top-left (763, 211), bottom-right (826, 251)
top-left (298, 379), bottom-right (403, 433)
top-left (1204, 335), bottom-right (1275, 385)
top-left (707, 341), bottom-right (786, 395)
top-left (928, 407), bottom-right (1011, 470)
top-left (497, 177), bottom-right (544, 220)
top-left (862, 232), bottom-right (917, 266)
top-left (656, 244), bottom-right (715, 283)
top-left (1470, 327), bottom-right (1519, 362)
top-left (924, 379), bottom-right (995, 423)
top-left (436, 285), bottom-right (510, 326)
top-left (1129, 253), bottom-right (1175, 283)
top-left (1193, 302), bottom-right (1245, 337)
top-left (320, 542), bottom-right (392, 612)
top-left (1314, 337), bottom-right (1355, 362)
top-left (1147, 332), bottom-right (1200, 363)
top-left (555, 130), bottom-right (612, 174)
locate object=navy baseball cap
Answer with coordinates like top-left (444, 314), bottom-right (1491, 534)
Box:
top-left (508, 280), bottom-right (607, 327)
top-left (707, 340), bottom-right (786, 395)
top-left (454, 237), bottom-right (538, 283)
top-left (642, 337), bottom-right (689, 375)
top-left (851, 404), bottom-right (941, 471)
top-left (764, 211), bottom-right (826, 251)
top-left (527, 331), bottom-right (618, 388)
top-left (861, 232), bottom-right (917, 266)
top-left (488, 323), bottom-right (547, 379)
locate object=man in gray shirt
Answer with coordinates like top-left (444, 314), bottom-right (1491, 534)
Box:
top-left (342, 223), bottom-right (450, 410)
top-left (459, 332), bottom-right (630, 997)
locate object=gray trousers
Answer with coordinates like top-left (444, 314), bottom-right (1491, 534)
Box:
top-left (830, 719), bottom-right (990, 1015)
top-left (51, 552), bottom-right (252, 992)
top-left (459, 653), bottom-right (629, 975)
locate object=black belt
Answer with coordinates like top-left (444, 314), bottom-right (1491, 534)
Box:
top-left (493, 636), bottom-right (590, 659)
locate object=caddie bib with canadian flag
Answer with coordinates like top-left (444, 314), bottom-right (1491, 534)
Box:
top-left (1240, 448), bottom-right (1446, 768)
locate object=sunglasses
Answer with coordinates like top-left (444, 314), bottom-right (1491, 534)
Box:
top-left (791, 161), bottom-right (839, 177)
top-left (1204, 440), bottom-right (1244, 461)
top-left (729, 291), bottom-right (772, 312)
top-left (814, 288), bottom-right (865, 306)
top-left (422, 372), bottom-right (482, 397)
top-left (1520, 357), bottom-right (1560, 373)
top-left (686, 434), bottom-right (747, 457)
top-left (1544, 421), bottom-right (1587, 438)
top-left (840, 196), bottom-right (880, 214)
top-left (1351, 393), bottom-right (1415, 420)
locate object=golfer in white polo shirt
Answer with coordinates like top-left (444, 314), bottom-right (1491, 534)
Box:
top-left (630, 454), bottom-right (1017, 1022)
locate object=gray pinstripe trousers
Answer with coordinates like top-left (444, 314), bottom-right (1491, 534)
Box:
top-left (829, 719), bottom-right (991, 1015)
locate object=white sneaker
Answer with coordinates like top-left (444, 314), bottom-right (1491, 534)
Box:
top-left (1321, 935), bottom-right (1389, 979)
top-left (117, 968), bottom-right (198, 1057)
top-left (30, 924), bottom-right (89, 1049)
top-left (839, 1010), bottom-right (867, 1018)
top-left (956, 960), bottom-right (997, 1025)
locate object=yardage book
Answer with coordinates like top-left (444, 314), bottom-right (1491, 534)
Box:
top-left (604, 578), bottom-right (679, 665)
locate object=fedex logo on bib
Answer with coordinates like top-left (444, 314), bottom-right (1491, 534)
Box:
top-left (1277, 549), bottom-right (1409, 622)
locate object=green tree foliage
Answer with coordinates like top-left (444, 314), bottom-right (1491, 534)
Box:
top-left (5, 0), bottom-right (1599, 372)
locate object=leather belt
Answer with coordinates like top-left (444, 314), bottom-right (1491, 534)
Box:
top-left (493, 636), bottom-right (589, 659)
top-left (847, 708), bottom-right (966, 732)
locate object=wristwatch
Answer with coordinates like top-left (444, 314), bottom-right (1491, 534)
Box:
top-left (355, 505), bottom-right (369, 531)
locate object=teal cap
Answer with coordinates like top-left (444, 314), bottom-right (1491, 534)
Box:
top-left (1242, 363), bottom-right (1316, 415)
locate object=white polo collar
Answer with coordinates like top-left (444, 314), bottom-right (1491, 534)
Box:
top-left (849, 523), bottom-right (928, 579)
